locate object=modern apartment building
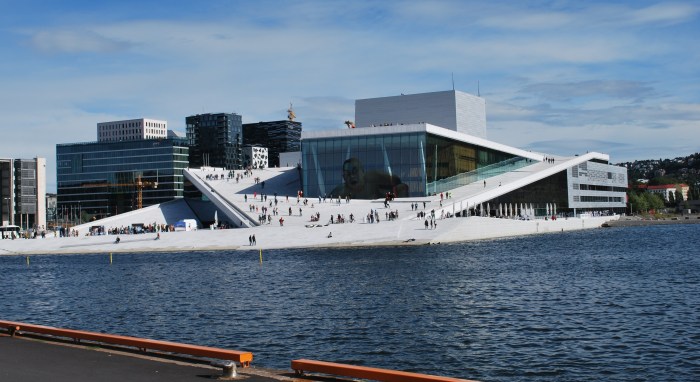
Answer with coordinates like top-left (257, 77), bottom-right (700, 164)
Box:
top-left (0, 157), bottom-right (46, 230)
top-left (186, 113), bottom-right (243, 169)
top-left (242, 120), bottom-right (302, 167)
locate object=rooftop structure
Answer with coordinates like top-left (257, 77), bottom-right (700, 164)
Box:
top-left (355, 90), bottom-right (486, 138)
top-left (97, 118), bottom-right (168, 142)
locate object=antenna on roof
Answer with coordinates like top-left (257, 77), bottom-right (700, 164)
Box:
top-left (477, 80), bottom-right (480, 97)
top-left (451, 73), bottom-right (455, 91)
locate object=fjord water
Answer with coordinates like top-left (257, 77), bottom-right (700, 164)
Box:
top-left (1, 224), bottom-right (699, 381)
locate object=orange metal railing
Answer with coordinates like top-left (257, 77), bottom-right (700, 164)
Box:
top-left (291, 359), bottom-right (479, 382)
top-left (0, 320), bottom-right (252, 367)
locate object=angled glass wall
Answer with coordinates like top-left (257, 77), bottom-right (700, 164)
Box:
top-left (303, 132), bottom-right (426, 199)
top-left (302, 130), bottom-right (523, 199)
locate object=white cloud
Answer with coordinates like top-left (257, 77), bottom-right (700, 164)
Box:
top-left (29, 30), bottom-right (129, 53)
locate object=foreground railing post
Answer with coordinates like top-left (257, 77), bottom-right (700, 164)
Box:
top-left (212, 360), bottom-right (236, 378)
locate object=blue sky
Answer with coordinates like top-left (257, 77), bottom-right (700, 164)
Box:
top-left (1, 0), bottom-right (699, 192)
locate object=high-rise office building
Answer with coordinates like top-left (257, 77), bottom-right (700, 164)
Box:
top-left (186, 113), bottom-right (243, 169)
top-left (0, 157), bottom-right (46, 230)
top-left (242, 120), bottom-right (302, 167)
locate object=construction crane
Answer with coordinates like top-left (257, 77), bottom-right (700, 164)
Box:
top-left (82, 174), bottom-right (158, 209)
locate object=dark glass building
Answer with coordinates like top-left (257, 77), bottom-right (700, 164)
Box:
top-left (186, 113), bottom-right (243, 169)
top-left (242, 120), bottom-right (301, 167)
top-left (56, 139), bottom-right (189, 221)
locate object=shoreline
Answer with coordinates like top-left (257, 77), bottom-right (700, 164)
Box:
top-left (603, 215), bottom-right (700, 227)
top-left (1, 215), bottom-right (623, 256)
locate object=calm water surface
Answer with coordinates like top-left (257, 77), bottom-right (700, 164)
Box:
top-left (1, 225), bottom-right (699, 381)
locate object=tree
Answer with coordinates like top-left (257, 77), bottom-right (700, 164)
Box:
top-left (649, 176), bottom-right (680, 186)
top-left (675, 186), bottom-right (684, 203)
top-left (667, 191), bottom-right (675, 206)
top-left (630, 192), bottom-right (648, 214)
top-left (644, 192), bottom-right (665, 212)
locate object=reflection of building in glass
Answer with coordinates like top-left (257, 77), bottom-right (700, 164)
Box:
top-left (56, 139), bottom-right (189, 221)
top-left (303, 124), bottom-right (532, 199)
top-left (46, 193), bottom-right (57, 228)
top-left (186, 113), bottom-right (243, 169)
top-left (0, 157), bottom-right (46, 230)
top-left (355, 90), bottom-right (486, 138)
top-left (243, 146), bottom-right (268, 169)
top-left (242, 120), bottom-right (302, 167)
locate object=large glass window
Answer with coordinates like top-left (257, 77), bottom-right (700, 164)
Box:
top-left (303, 133), bottom-right (426, 198)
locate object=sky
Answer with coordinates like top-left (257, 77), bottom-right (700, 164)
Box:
top-left (1, 0), bottom-right (699, 192)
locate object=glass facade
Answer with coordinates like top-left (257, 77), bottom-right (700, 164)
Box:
top-left (186, 113), bottom-right (243, 169)
top-left (243, 120), bottom-right (302, 167)
top-left (56, 139), bottom-right (189, 220)
top-left (302, 131), bottom-right (521, 199)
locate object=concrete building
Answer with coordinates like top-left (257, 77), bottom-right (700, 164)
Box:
top-left (98, 118), bottom-right (168, 142)
top-left (0, 157), bottom-right (46, 230)
top-left (355, 90), bottom-right (487, 138)
top-left (186, 113), bottom-right (243, 169)
top-left (242, 120), bottom-right (302, 167)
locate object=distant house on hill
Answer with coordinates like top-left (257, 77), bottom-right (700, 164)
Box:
top-left (637, 184), bottom-right (689, 201)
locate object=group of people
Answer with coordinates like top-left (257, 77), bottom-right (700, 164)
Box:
top-left (410, 202), bottom-right (427, 211)
top-left (328, 213), bottom-right (354, 224)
